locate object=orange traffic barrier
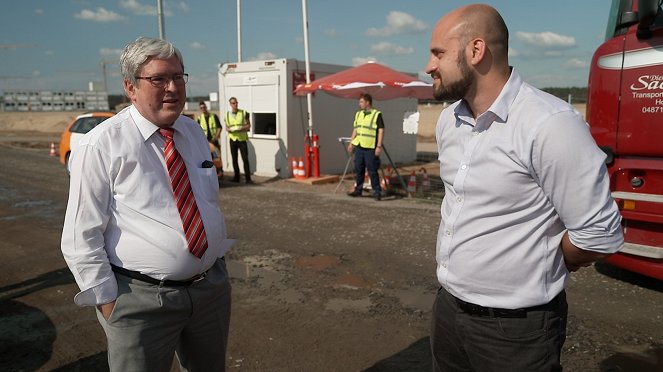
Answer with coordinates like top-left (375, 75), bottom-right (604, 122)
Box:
top-left (407, 171), bottom-right (417, 196)
top-left (49, 142), bottom-right (57, 157)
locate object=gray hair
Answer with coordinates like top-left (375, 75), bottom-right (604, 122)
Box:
top-left (120, 37), bottom-right (184, 85)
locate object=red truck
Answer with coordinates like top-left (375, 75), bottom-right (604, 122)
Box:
top-left (587, 0), bottom-right (663, 279)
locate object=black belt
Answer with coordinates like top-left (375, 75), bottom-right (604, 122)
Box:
top-left (111, 264), bottom-right (208, 287)
top-left (453, 291), bottom-right (564, 318)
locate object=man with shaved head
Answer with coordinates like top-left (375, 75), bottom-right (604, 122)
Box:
top-left (426, 4), bottom-right (623, 371)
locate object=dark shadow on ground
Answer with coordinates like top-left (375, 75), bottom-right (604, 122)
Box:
top-left (363, 337), bottom-right (432, 372)
top-left (51, 352), bottom-right (109, 372)
top-left (594, 261), bottom-right (663, 293)
top-left (0, 268), bottom-right (76, 371)
top-left (0, 299), bottom-right (56, 371)
top-left (0, 267), bottom-right (74, 302)
top-left (599, 346), bottom-right (663, 372)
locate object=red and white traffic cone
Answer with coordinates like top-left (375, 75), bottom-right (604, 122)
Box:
top-left (296, 157), bottom-right (306, 179)
top-left (49, 142), bottom-right (57, 157)
top-left (407, 171), bottom-right (417, 196)
top-left (291, 157), bottom-right (297, 178)
top-left (420, 168), bottom-right (430, 194)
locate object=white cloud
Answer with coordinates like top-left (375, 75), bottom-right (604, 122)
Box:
top-left (74, 8), bottom-right (126, 22)
top-left (324, 28), bottom-right (337, 37)
top-left (32, 70), bottom-right (41, 77)
top-left (45, 50), bottom-right (54, 56)
top-left (366, 11), bottom-right (428, 37)
top-left (35, 9), bottom-right (44, 15)
top-left (249, 52), bottom-right (277, 61)
top-left (508, 47), bottom-right (520, 58)
top-left (174, 1), bottom-right (190, 12)
top-left (190, 41), bottom-right (205, 50)
top-left (564, 58), bottom-right (589, 69)
top-left (370, 42), bottom-right (414, 55)
top-left (352, 57), bottom-right (379, 66)
top-left (120, 0), bottom-right (179, 16)
top-left (100, 48), bottom-right (123, 58)
top-left (515, 31), bottom-right (576, 49)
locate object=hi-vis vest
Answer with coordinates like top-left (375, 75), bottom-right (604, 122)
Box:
top-left (198, 114), bottom-right (219, 140)
top-left (351, 109), bottom-right (380, 149)
top-left (225, 109), bottom-right (249, 141)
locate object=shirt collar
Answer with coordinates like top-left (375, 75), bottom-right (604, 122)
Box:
top-left (130, 105), bottom-right (184, 141)
top-left (454, 67), bottom-right (522, 131)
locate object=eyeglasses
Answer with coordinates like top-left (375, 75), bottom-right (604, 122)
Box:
top-left (134, 73), bottom-right (188, 88)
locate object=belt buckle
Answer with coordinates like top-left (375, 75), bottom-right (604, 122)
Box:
top-left (192, 271), bottom-right (207, 283)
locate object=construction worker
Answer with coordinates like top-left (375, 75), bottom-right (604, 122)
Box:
top-left (224, 97), bottom-right (252, 184)
top-left (197, 101), bottom-right (223, 178)
top-left (347, 93), bottom-right (384, 201)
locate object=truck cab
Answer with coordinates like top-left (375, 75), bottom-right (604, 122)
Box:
top-left (588, 0), bottom-right (663, 279)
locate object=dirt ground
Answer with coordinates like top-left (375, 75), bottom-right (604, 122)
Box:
top-left (1, 106), bottom-right (662, 372)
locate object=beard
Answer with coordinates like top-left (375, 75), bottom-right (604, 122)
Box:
top-left (432, 50), bottom-right (473, 102)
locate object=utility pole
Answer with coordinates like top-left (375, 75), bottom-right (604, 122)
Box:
top-left (157, 0), bottom-right (165, 39)
top-left (237, 0), bottom-right (242, 62)
top-left (301, 0), bottom-right (313, 138)
top-left (100, 60), bottom-right (117, 93)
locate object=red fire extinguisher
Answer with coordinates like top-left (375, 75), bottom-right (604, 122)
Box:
top-left (312, 134), bottom-right (320, 177)
top-left (304, 135), bottom-right (311, 178)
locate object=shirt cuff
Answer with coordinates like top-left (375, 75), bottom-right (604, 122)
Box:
top-left (73, 277), bottom-right (118, 307)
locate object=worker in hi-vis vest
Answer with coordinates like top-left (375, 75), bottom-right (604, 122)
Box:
top-left (224, 97), bottom-right (252, 184)
top-left (197, 101), bottom-right (223, 177)
top-left (346, 93), bottom-right (384, 201)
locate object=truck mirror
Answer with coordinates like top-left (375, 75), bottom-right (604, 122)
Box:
top-left (636, 0), bottom-right (659, 39)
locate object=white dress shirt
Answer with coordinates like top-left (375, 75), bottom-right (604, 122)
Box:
top-left (435, 69), bottom-right (623, 308)
top-left (61, 105), bottom-right (233, 306)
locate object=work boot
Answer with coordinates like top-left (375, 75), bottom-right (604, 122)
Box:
top-left (348, 190), bottom-right (361, 197)
top-left (374, 193), bottom-right (381, 201)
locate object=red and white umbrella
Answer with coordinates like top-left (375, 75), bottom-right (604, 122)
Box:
top-left (294, 62), bottom-right (433, 101)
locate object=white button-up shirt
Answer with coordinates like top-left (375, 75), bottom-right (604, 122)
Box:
top-left (436, 70), bottom-right (623, 308)
top-left (61, 105), bottom-right (233, 306)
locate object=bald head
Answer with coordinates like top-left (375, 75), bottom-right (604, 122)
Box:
top-left (435, 4), bottom-right (509, 64)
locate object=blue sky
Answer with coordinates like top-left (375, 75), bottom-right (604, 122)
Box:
top-left (0, 0), bottom-right (611, 96)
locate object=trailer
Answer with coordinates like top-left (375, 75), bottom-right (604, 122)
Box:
top-left (217, 59), bottom-right (418, 178)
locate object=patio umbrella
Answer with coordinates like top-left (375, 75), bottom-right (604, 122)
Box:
top-left (294, 62), bottom-right (433, 100)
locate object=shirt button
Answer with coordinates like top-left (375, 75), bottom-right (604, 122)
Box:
top-left (456, 197), bottom-right (462, 202)
top-left (446, 230), bottom-right (452, 236)
top-left (442, 262), bottom-right (447, 268)
top-left (473, 131), bottom-right (479, 136)
top-left (460, 164), bottom-right (467, 170)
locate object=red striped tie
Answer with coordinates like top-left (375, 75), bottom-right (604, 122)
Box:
top-left (159, 128), bottom-right (208, 258)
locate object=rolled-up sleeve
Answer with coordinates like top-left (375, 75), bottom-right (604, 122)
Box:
top-left (61, 142), bottom-right (117, 306)
top-left (531, 110), bottom-right (624, 253)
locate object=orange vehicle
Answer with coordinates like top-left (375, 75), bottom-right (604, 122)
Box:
top-left (59, 111), bottom-right (115, 171)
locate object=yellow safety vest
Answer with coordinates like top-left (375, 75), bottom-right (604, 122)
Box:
top-left (225, 109), bottom-right (249, 141)
top-left (198, 114), bottom-right (219, 140)
top-left (351, 109), bottom-right (380, 149)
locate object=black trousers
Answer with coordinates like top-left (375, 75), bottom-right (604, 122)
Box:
top-left (229, 139), bottom-right (250, 181)
top-left (431, 286), bottom-right (567, 372)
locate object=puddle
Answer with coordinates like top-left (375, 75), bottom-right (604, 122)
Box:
top-left (324, 298), bottom-right (372, 313)
top-left (295, 255), bottom-right (340, 270)
top-left (12, 200), bottom-right (52, 208)
top-left (331, 274), bottom-right (370, 290)
top-left (226, 259), bottom-right (284, 288)
top-left (384, 288), bottom-right (435, 311)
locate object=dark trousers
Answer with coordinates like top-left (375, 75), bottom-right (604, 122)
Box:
top-left (431, 286), bottom-right (568, 372)
top-left (353, 147), bottom-right (381, 195)
top-left (229, 139), bottom-right (250, 181)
